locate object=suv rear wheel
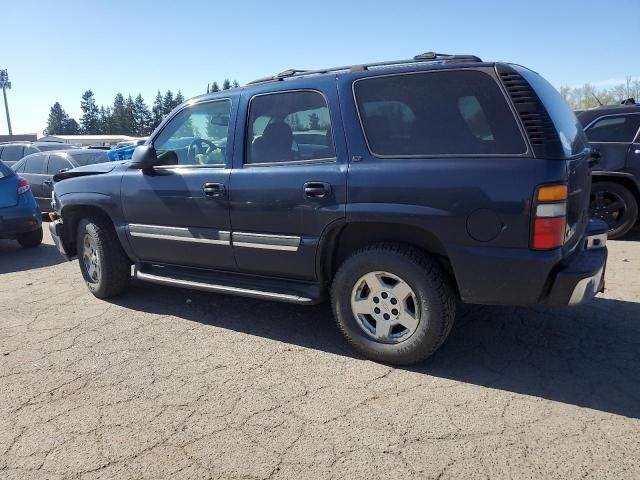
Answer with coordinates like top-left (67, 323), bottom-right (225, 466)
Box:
top-left (331, 243), bottom-right (456, 365)
top-left (77, 217), bottom-right (131, 298)
top-left (590, 181), bottom-right (638, 239)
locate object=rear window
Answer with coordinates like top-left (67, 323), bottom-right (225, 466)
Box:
top-left (354, 71), bottom-right (526, 157)
top-left (517, 68), bottom-right (588, 157)
top-left (0, 145), bottom-right (24, 162)
top-left (36, 143), bottom-right (76, 152)
top-left (70, 151), bottom-right (108, 166)
top-left (585, 114), bottom-right (640, 143)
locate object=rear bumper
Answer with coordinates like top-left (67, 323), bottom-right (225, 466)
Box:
top-left (545, 221), bottom-right (608, 306)
top-left (0, 205), bottom-right (42, 238)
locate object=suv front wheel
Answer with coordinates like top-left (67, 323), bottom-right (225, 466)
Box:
top-left (77, 217), bottom-right (131, 298)
top-left (331, 243), bottom-right (456, 365)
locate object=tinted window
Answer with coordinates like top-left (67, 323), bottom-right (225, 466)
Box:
top-left (247, 91), bottom-right (334, 164)
top-left (11, 158), bottom-right (26, 173)
top-left (69, 151), bottom-right (108, 166)
top-left (36, 143), bottom-right (76, 152)
top-left (0, 162), bottom-right (12, 179)
top-left (517, 68), bottom-right (587, 157)
top-left (354, 71), bottom-right (526, 157)
top-left (154, 100), bottom-right (231, 166)
top-left (23, 154), bottom-right (47, 174)
top-left (0, 145), bottom-right (24, 162)
top-left (47, 155), bottom-right (73, 174)
top-left (586, 115), bottom-right (640, 143)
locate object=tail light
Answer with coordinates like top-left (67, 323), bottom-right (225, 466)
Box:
top-left (532, 184), bottom-right (567, 250)
top-left (17, 177), bottom-right (31, 195)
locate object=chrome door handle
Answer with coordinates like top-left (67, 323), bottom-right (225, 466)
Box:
top-left (203, 182), bottom-right (225, 197)
top-left (634, 149), bottom-right (640, 155)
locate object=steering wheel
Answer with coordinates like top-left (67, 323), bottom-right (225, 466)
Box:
top-left (187, 138), bottom-right (220, 165)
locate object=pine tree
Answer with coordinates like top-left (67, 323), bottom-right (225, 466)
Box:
top-left (222, 79), bottom-right (231, 90)
top-left (308, 112), bottom-right (321, 130)
top-left (124, 95), bottom-right (136, 135)
top-left (232, 80), bottom-right (240, 88)
top-left (97, 106), bottom-right (113, 134)
top-left (80, 90), bottom-right (99, 134)
top-left (44, 102), bottom-right (80, 135)
top-left (206, 84), bottom-right (210, 94)
top-left (132, 94), bottom-right (152, 136)
top-left (111, 93), bottom-right (128, 134)
top-left (211, 82), bottom-right (220, 93)
top-left (151, 91), bottom-right (164, 130)
top-left (175, 91), bottom-right (185, 106)
top-left (162, 90), bottom-right (175, 116)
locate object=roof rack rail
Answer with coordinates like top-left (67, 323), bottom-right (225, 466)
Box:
top-left (246, 51), bottom-right (482, 85)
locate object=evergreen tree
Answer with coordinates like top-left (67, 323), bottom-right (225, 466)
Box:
top-left (308, 112), bottom-right (321, 130)
top-left (111, 93), bottom-right (129, 134)
top-left (132, 94), bottom-right (152, 136)
top-left (232, 80), bottom-right (240, 88)
top-left (44, 102), bottom-right (80, 135)
top-left (80, 90), bottom-right (99, 134)
top-left (151, 91), bottom-right (164, 130)
top-left (124, 95), bottom-right (136, 135)
top-left (175, 91), bottom-right (185, 106)
top-left (222, 79), bottom-right (231, 90)
top-left (211, 82), bottom-right (220, 93)
top-left (206, 84), bottom-right (210, 94)
top-left (162, 90), bottom-right (175, 116)
top-left (97, 106), bottom-right (112, 134)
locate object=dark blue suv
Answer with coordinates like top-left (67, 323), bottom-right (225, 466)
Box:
top-left (49, 53), bottom-right (607, 365)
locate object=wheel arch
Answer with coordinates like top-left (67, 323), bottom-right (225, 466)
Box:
top-left (317, 221), bottom-right (457, 292)
top-left (592, 172), bottom-right (640, 205)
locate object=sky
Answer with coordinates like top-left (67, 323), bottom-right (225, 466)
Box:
top-left (0, 0), bottom-right (638, 136)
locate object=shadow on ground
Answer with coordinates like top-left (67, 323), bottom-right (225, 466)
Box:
top-left (109, 281), bottom-right (640, 419)
top-left (0, 239), bottom-right (65, 273)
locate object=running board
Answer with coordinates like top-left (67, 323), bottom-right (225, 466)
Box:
top-left (134, 266), bottom-right (320, 305)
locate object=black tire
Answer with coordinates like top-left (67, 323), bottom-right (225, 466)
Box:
top-left (331, 243), bottom-right (457, 365)
top-left (590, 181), bottom-right (638, 239)
top-left (17, 227), bottom-right (43, 248)
top-left (76, 217), bottom-right (131, 298)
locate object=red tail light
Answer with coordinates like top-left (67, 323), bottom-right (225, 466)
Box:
top-left (532, 184), bottom-right (567, 250)
top-left (17, 177), bottom-right (31, 195)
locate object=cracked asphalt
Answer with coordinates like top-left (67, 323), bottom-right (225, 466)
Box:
top-left (1, 228), bottom-right (639, 479)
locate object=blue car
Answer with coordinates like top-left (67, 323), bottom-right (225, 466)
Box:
top-left (0, 160), bottom-right (42, 248)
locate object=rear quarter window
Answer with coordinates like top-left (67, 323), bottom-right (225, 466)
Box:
top-left (354, 70), bottom-right (527, 157)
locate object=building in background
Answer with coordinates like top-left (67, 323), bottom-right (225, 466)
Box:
top-left (37, 134), bottom-right (143, 148)
top-left (0, 133), bottom-right (37, 143)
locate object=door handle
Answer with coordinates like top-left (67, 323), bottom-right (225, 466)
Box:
top-left (203, 182), bottom-right (225, 197)
top-left (43, 179), bottom-right (53, 186)
top-left (634, 149), bottom-right (640, 155)
top-left (303, 182), bottom-right (331, 198)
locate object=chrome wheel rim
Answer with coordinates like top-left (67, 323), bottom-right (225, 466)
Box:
top-left (350, 271), bottom-right (420, 344)
top-left (82, 233), bottom-right (100, 283)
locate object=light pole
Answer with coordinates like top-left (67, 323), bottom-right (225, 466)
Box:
top-left (0, 69), bottom-right (13, 137)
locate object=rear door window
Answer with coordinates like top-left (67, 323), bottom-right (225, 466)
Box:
top-left (24, 154), bottom-right (47, 174)
top-left (353, 71), bottom-right (526, 157)
top-left (47, 155), bottom-right (74, 174)
top-left (585, 115), bottom-right (640, 142)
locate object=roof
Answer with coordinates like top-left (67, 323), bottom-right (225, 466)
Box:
top-left (577, 103), bottom-right (640, 126)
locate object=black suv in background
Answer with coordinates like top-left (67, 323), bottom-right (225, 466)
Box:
top-left (577, 102), bottom-right (640, 238)
top-left (0, 142), bottom-right (78, 167)
top-left (49, 53), bottom-right (607, 365)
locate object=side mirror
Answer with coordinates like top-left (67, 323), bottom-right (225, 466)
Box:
top-left (130, 145), bottom-right (158, 169)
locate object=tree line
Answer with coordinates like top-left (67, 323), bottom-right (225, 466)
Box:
top-left (560, 75), bottom-right (640, 109)
top-left (44, 78), bottom-right (240, 137)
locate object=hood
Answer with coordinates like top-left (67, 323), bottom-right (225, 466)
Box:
top-left (54, 161), bottom-right (125, 182)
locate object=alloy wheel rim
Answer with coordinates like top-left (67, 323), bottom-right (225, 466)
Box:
top-left (350, 271), bottom-right (420, 344)
top-left (82, 234), bottom-right (100, 283)
top-left (590, 190), bottom-right (627, 231)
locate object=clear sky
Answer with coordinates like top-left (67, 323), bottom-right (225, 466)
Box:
top-left (1, 0), bottom-right (638, 136)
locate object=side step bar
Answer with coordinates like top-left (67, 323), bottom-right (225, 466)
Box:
top-left (135, 268), bottom-right (318, 305)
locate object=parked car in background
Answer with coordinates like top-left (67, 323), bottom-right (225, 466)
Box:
top-left (49, 52), bottom-right (607, 365)
top-left (0, 160), bottom-right (42, 248)
top-left (11, 149), bottom-right (110, 212)
top-left (0, 142), bottom-right (79, 167)
top-left (107, 139), bottom-right (148, 161)
top-left (577, 101), bottom-right (640, 238)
